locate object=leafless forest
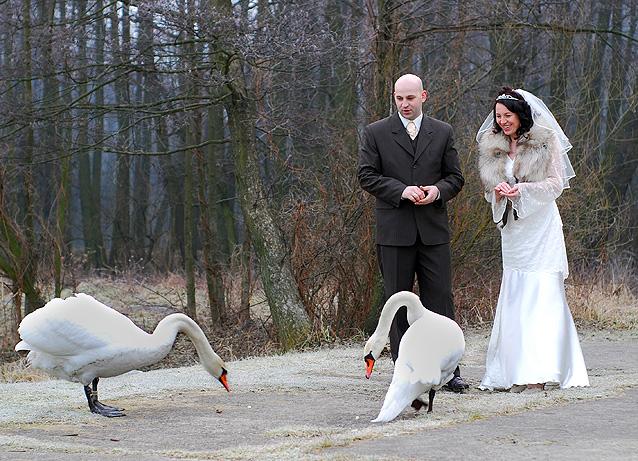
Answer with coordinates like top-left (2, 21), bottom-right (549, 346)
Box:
top-left (0, 0), bottom-right (636, 350)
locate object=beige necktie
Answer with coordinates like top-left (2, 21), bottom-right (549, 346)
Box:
top-left (406, 121), bottom-right (417, 140)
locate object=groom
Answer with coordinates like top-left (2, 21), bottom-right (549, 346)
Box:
top-left (358, 74), bottom-right (468, 391)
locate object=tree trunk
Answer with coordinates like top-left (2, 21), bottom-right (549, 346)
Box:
top-left (76, 0), bottom-right (94, 264)
top-left (239, 230), bottom-right (252, 325)
top-left (180, 0), bottom-right (198, 319)
top-left (132, 2), bottom-right (154, 264)
top-left (369, 0), bottom-right (400, 122)
top-left (21, 0), bottom-right (44, 313)
top-left (227, 92), bottom-right (310, 348)
top-left (198, 103), bottom-right (227, 324)
top-left (39, 0), bottom-right (66, 296)
top-left (209, 0), bottom-right (310, 347)
top-left (184, 124), bottom-right (197, 319)
top-left (109, 2), bottom-right (132, 267)
top-left (91, 0), bottom-right (106, 267)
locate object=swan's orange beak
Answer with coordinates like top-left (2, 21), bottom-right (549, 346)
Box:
top-left (219, 368), bottom-right (230, 392)
top-left (364, 353), bottom-right (375, 379)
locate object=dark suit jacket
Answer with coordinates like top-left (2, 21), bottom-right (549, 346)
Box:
top-left (358, 113), bottom-right (464, 246)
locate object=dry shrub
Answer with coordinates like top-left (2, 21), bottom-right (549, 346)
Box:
top-left (289, 183), bottom-right (381, 337)
top-left (0, 357), bottom-right (48, 383)
top-left (283, 129), bottom-right (383, 338)
top-left (567, 254), bottom-right (638, 328)
top-left (285, 126), bottom-right (635, 334)
top-left (568, 281), bottom-right (638, 328)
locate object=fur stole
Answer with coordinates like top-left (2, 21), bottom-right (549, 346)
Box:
top-left (477, 124), bottom-right (558, 191)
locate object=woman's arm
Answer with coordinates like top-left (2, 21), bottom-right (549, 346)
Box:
top-left (509, 134), bottom-right (565, 218)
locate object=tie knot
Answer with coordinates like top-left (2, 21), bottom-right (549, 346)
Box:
top-left (406, 121), bottom-right (417, 140)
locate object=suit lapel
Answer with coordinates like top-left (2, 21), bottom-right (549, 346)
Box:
top-left (390, 114), bottom-right (414, 157)
top-left (414, 116), bottom-right (434, 162)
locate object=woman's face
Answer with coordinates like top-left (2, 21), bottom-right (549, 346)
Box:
top-left (495, 103), bottom-right (521, 138)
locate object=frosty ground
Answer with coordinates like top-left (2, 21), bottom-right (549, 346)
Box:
top-left (1, 328), bottom-right (637, 460)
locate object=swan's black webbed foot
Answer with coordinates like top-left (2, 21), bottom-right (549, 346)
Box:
top-left (411, 398), bottom-right (425, 411)
top-left (91, 378), bottom-right (124, 412)
top-left (94, 400), bottom-right (125, 416)
top-left (412, 389), bottom-right (436, 414)
top-left (84, 378), bottom-right (125, 417)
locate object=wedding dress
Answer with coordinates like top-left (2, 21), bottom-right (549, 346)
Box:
top-left (479, 149), bottom-right (590, 390)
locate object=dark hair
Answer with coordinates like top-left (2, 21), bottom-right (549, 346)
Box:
top-left (492, 87), bottom-right (533, 137)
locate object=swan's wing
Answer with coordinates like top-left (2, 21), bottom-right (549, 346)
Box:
top-left (18, 294), bottom-right (144, 356)
top-left (439, 345), bottom-right (465, 381)
top-left (400, 315), bottom-right (465, 386)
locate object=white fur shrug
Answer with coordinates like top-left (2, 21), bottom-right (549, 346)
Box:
top-left (477, 123), bottom-right (568, 224)
top-left (477, 124), bottom-right (559, 191)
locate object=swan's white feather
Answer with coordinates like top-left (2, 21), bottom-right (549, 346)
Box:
top-left (18, 293), bottom-right (147, 354)
top-left (399, 315), bottom-right (465, 385)
top-left (369, 291), bottom-right (465, 423)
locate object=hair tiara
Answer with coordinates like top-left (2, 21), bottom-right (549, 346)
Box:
top-left (496, 94), bottom-right (519, 101)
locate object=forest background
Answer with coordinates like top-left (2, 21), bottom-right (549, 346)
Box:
top-left (0, 0), bottom-right (636, 355)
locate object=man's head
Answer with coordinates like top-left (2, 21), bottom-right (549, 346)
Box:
top-left (394, 74), bottom-right (428, 120)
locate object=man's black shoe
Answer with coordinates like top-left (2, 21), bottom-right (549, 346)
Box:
top-left (444, 376), bottom-right (469, 393)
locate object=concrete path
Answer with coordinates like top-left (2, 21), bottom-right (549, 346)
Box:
top-left (0, 329), bottom-right (636, 460)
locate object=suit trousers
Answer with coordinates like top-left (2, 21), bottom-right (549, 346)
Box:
top-left (377, 239), bottom-right (460, 377)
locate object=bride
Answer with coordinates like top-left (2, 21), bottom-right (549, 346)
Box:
top-left (476, 87), bottom-right (589, 391)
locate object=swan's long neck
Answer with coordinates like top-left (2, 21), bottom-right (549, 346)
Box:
top-left (373, 291), bottom-right (425, 339)
top-left (365, 291), bottom-right (429, 360)
top-left (153, 314), bottom-right (224, 377)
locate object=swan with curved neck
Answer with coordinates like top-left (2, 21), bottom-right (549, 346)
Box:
top-left (363, 291), bottom-right (427, 378)
top-left (15, 293), bottom-right (229, 417)
top-left (364, 291), bottom-right (465, 422)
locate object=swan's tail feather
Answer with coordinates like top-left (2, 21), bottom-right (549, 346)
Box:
top-left (371, 379), bottom-right (424, 423)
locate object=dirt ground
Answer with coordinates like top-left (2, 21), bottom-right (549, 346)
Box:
top-left (0, 328), bottom-right (637, 460)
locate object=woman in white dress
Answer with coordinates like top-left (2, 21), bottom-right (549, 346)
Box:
top-left (476, 88), bottom-right (589, 392)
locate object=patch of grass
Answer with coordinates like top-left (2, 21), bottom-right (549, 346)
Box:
top-left (265, 426), bottom-right (330, 438)
top-left (567, 280), bottom-right (638, 329)
top-left (0, 357), bottom-right (48, 383)
top-left (313, 436), bottom-right (357, 450)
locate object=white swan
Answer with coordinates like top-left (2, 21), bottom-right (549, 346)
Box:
top-left (363, 291), bottom-right (465, 422)
top-left (15, 293), bottom-right (229, 417)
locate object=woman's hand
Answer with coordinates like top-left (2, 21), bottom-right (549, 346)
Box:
top-left (494, 182), bottom-right (509, 200)
top-left (495, 182), bottom-right (520, 198)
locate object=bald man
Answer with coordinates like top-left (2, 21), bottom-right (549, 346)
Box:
top-left (358, 74), bottom-right (468, 392)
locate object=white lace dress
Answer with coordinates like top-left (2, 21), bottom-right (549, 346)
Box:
top-left (479, 148), bottom-right (589, 390)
